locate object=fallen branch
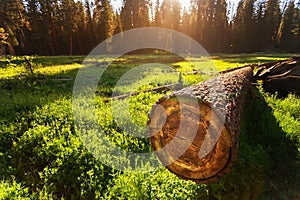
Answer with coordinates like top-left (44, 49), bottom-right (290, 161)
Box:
top-left (24, 56), bottom-right (38, 82)
top-left (37, 78), bottom-right (73, 82)
top-left (103, 83), bottom-right (181, 103)
top-left (254, 56), bottom-right (300, 97)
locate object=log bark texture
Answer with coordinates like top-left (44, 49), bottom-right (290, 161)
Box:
top-left (148, 67), bottom-right (253, 184)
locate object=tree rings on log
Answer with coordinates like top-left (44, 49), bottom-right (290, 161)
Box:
top-left (148, 67), bottom-right (253, 184)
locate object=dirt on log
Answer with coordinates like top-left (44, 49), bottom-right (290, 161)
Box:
top-left (148, 67), bottom-right (253, 184)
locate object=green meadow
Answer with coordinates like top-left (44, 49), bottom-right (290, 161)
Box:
top-left (0, 54), bottom-right (299, 199)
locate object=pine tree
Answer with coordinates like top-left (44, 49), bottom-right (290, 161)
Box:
top-left (99, 0), bottom-right (114, 42)
top-left (182, 9), bottom-right (191, 36)
top-left (114, 11), bottom-right (123, 35)
top-left (189, 0), bottom-right (198, 40)
top-left (232, 0), bottom-right (256, 52)
top-left (93, 0), bottom-right (102, 42)
top-left (134, 0), bottom-right (150, 28)
top-left (120, 0), bottom-right (133, 30)
top-left (212, 0), bottom-right (228, 51)
top-left (196, 0), bottom-right (216, 50)
top-left (252, 2), bottom-right (265, 51)
top-left (154, 0), bottom-right (162, 27)
top-left (160, 0), bottom-right (181, 31)
top-left (74, 1), bottom-right (86, 54)
top-left (38, 0), bottom-right (61, 55)
top-left (60, 0), bottom-right (77, 55)
top-left (195, 0), bottom-right (228, 52)
top-left (264, 0), bottom-right (281, 49)
top-left (294, 4), bottom-right (300, 51)
top-left (84, 0), bottom-right (96, 52)
top-left (0, 0), bottom-right (27, 54)
top-left (120, 0), bottom-right (150, 31)
top-left (277, 1), bottom-right (300, 51)
top-left (26, 0), bottom-right (44, 54)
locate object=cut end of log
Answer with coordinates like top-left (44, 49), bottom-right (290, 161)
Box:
top-left (149, 96), bottom-right (233, 183)
top-left (148, 67), bottom-right (253, 184)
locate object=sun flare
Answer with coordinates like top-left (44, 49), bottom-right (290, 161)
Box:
top-left (178, 0), bottom-right (191, 8)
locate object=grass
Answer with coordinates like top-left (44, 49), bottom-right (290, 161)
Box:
top-left (0, 53), bottom-right (299, 199)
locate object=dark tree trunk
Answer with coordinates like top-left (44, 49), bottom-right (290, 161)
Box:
top-left (50, 17), bottom-right (60, 55)
top-left (69, 32), bottom-right (73, 56)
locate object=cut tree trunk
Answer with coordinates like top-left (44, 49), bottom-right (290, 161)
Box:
top-left (148, 67), bottom-right (253, 184)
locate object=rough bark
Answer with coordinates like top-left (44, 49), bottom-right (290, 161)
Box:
top-left (148, 67), bottom-right (253, 184)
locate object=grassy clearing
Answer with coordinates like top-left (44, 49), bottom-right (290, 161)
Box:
top-left (0, 53), bottom-right (299, 199)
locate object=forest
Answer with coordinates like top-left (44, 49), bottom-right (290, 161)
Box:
top-left (0, 0), bottom-right (300, 56)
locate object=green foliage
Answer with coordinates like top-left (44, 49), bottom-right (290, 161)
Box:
top-left (264, 93), bottom-right (300, 153)
top-left (0, 180), bottom-right (34, 200)
top-left (12, 100), bottom-right (112, 199)
top-left (0, 124), bottom-right (17, 180)
top-left (96, 92), bottom-right (165, 153)
top-left (103, 169), bottom-right (207, 200)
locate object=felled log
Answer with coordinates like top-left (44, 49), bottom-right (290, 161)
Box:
top-left (254, 56), bottom-right (300, 97)
top-left (148, 67), bottom-right (253, 184)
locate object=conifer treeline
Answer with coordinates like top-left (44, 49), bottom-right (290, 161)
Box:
top-left (0, 0), bottom-right (299, 55)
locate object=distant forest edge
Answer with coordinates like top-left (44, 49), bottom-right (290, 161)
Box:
top-left (0, 0), bottom-right (299, 56)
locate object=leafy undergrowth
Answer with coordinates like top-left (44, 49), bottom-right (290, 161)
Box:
top-left (0, 179), bottom-right (34, 199)
top-left (0, 54), bottom-right (299, 199)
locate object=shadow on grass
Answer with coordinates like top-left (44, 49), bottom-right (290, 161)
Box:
top-left (202, 89), bottom-right (300, 199)
top-left (239, 90), bottom-right (299, 199)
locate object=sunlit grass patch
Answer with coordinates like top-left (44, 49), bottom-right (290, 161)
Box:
top-left (34, 64), bottom-right (81, 76)
top-left (0, 65), bottom-right (26, 79)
